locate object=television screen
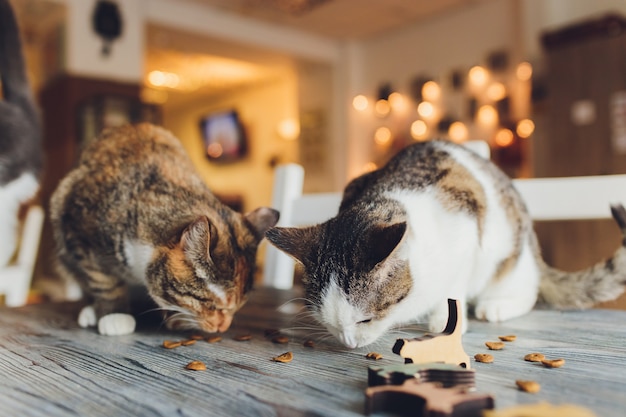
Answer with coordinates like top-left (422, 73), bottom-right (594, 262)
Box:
top-left (200, 110), bottom-right (247, 162)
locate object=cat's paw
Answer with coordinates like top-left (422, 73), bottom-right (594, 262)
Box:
top-left (475, 301), bottom-right (504, 322)
top-left (474, 298), bottom-right (532, 323)
top-left (78, 305), bottom-right (97, 328)
top-left (428, 309), bottom-right (449, 333)
top-left (97, 313), bottom-right (136, 336)
top-left (428, 300), bottom-right (468, 334)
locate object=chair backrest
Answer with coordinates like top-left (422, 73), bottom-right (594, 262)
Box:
top-left (262, 141), bottom-right (626, 288)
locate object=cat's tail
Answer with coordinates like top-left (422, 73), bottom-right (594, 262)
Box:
top-left (538, 204), bottom-right (626, 308)
top-left (0, 0), bottom-right (30, 100)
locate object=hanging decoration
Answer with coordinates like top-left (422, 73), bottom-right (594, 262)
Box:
top-left (92, 0), bottom-right (123, 56)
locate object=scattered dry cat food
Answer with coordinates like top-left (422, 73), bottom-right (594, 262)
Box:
top-left (303, 339), bottom-right (315, 348)
top-left (181, 339), bottom-right (197, 346)
top-left (541, 358), bottom-right (565, 368)
top-left (185, 360), bottom-right (207, 371)
top-left (524, 352), bottom-right (545, 362)
top-left (163, 340), bottom-right (182, 349)
top-left (474, 353), bottom-right (494, 363)
top-left (498, 335), bottom-right (517, 342)
top-left (206, 335), bottom-right (222, 343)
top-left (272, 351), bottom-right (294, 363)
top-left (233, 333), bottom-right (252, 341)
top-left (516, 379), bottom-right (541, 393)
top-left (365, 352), bottom-right (383, 360)
top-left (189, 334), bottom-right (204, 340)
top-left (485, 341), bottom-right (505, 350)
top-left (272, 335), bottom-right (289, 344)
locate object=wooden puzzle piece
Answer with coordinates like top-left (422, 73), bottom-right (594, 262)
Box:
top-left (365, 380), bottom-right (494, 416)
top-left (368, 363), bottom-right (475, 388)
top-left (393, 299), bottom-right (470, 369)
top-left (483, 402), bottom-right (597, 417)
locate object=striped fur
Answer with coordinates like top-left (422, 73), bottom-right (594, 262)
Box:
top-left (266, 140), bottom-right (626, 348)
top-left (50, 124), bottom-right (278, 335)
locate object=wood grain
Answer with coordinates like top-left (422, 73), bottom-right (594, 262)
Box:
top-left (1, 287), bottom-right (625, 416)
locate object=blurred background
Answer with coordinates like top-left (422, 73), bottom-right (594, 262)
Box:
top-left (8, 0), bottom-right (626, 307)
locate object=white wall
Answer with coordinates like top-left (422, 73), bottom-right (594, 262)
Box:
top-left (65, 0), bottom-right (144, 82)
top-left (49, 0), bottom-right (626, 187)
top-left (522, 0), bottom-right (626, 59)
top-left (345, 0), bottom-right (518, 176)
top-left (164, 75), bottom-right (299, 213)
top-left (343, 0), bottom-right (626, 178)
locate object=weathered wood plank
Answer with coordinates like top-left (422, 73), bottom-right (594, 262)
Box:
top-left (1, 287), bottom-right (625, 417)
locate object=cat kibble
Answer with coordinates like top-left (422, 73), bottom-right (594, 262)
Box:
top-left (516, 380), bottom-right (541, 393)
top-left (272, 351), bottom-right (293, 363)
top-left (233, 333), bottom-right (252, 341)
top-left (541, 358), bottom-right (565, 368)
top-left (185, 361), bottom-right (207, 371)
top-left (163, 340), bottom-right (182, 349)
top-left (271, 335), bottom-right (289, 344)
top-left (181, 339), bottom-right (196, 346)
top-left (485, 341), bottom-right (505, 350)
top-left (498, 335), bottom-right (516, 342)
top-left (524, 352), bottom-right (545, 362)
top-left (365, 352), bottom-right (383, 360)
top-left (474, 353), bottom-right (494, 363)
top-left (189, 334), bottom-right (204, 340)
top-left (206, 335), bottom-right (222, 343)
top-left (303, 340), bottom-right (315, 348)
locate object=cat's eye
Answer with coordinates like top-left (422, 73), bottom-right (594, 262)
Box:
top-left (357, 319), bottom-right (372, 324)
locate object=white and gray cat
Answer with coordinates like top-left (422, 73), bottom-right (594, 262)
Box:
top-left (266, 140), bottom-right (626, 348)
top-left (0, 0), bottom-right (42, 266)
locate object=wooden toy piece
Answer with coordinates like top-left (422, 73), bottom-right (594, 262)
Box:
top-left (368, 363), bottom-right (475, 388)
top-left (365, 379), bottom-right (494, 416)
top-left (393, 299), bottom-right (470, 369)
top-left (483, 402), bottom-right (597, 417)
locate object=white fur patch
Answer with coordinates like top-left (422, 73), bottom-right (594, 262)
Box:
top-left (78, 305), bottom-right (97, 328)
top-left (320, 277), bottom-right (379, 349)
top-left (0, 172), bottom-right (39, 266)
top-left (206, 282), bottom-right (227, 303)
top-left (194, 266), bottom-right (227, 302)
top-left (123, 239), bottom-right (154, 284)
top-left (98, 313), bottom-right (136, 336)
top-left (0, 172), bottom-right (39, 203)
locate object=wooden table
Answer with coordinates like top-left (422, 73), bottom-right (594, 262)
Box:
top-left (1, 287), bottom-right (625, 417)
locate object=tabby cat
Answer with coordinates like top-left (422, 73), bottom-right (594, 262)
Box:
top-left (266, 140), bottom-right (626, 348)
top-left (50, 123), bottom-right (278, 335)
top-left (0, 0), bottom-right (42, 266)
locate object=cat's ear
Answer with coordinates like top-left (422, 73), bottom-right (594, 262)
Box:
top-left (180, 216), bottom-right (218, 260)
top-left (366, 222), bottom-right (407, 267)
top-left (244, 207), bottom-right (280, 241)
top-left (265, 226), bottom-right (318, 264)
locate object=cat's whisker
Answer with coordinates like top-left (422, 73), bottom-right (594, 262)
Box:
top-left (282, 325), bottom-right (325, 331)
top-left (140, 305), bottom-right (189, 316)
top-left (164, 311), bottom-right (196, 328)
top-left (310, 333), bottom-right (335, 347)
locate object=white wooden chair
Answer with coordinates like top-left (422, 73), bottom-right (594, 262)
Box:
top-left (0, 205), bottom-right (44, 306)
top-left (262, 141), bottom-right (626, 289)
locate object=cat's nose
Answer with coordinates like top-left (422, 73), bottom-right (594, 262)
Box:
top-left (217, 315), bottom-right (233, 333)
top-left (339, 332), bottom-right (357, 349)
